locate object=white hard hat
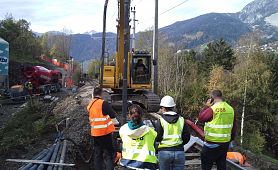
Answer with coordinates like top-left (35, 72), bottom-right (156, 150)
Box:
top-left (160, 96), bottom-right (176, 107)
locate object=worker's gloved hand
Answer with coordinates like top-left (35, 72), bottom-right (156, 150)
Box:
top-left (112, 118), bottom-right (121, 126)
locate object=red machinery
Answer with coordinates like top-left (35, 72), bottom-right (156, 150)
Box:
top-left (40, 55), bottom-right (73, 88)
top-left (23, 66), bottom-right (62, 94)
top-left (40, 55), bottom-right (69, 71)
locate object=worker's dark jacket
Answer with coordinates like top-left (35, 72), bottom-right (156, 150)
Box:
top-left (154, 113), bottom-right (190, 151)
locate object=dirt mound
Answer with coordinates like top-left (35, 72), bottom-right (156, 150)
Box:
top-left (52, 83), bottom-right (96, 169)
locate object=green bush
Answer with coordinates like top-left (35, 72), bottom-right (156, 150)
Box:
top-left (243, 128), bottom-right (266, 153)
top-left (0, 100), bottom-right (56, 154)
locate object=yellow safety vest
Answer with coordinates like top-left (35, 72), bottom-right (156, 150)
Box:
top-left (26, 82), bottom-right (33, 90)
top-left (204, 101), bottom-right (234, 143)
top-left (120, 124), bottom-right (157, 170)
top-left (158, 117), bottom-right (184, 148)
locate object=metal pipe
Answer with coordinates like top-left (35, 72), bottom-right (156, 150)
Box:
top-left (53, 141), bottom-right (63, 170)
top-left (226, 159), bottom-right (247, 170)
top-left (6, 159), bottom-right (75, 167)
top-left (29, 148), bottom-right (53, 170)
top-left (58, 140), bottom-right (67, 170)
top-left (47, 142), bottom-right (61, 170)
top-left (37, 144), bottom-right (56, 170)
top-left (100, 0), bottom-right (109, 87)
top-left (19, 149), bottom-right (49, 170)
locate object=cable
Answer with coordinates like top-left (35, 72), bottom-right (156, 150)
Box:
top-left (159, 0), bottom-right (190, 16)
top-left (136, 0), bottom-right (190, 30)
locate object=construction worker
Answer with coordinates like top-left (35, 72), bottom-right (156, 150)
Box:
top-left (227, 152), bottom-right (246, 166)
top-left (87, 87), bottom-right (119, 170)
top-left (155, 96), bottom-right (190, 170)
top-left (198, 90), bottom-right (236, 170)
top-left (119, 104), bottom-right (158, 170)
top-left (25, 81), bottom-right (33, 95)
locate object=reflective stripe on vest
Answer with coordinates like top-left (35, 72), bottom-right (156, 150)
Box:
top-left (158, 116), bottom-right (184, 148)
top-left (122, 148), bottom-right (156, 157)
top-left (91, 121), bottom-right (113, 129)
top-left (204, 101), bottom-right (234, 143)
top-left (89, 115), bottom-right (110, 122)
top-left (87, 99), bottom-right (115, 136)
top-left (120, 159), bottom-right (157, 170)
top-left (120, 124), bottom-right (157, 169)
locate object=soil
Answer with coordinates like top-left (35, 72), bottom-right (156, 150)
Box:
top-left (0, 104), bottom-right (23, 129)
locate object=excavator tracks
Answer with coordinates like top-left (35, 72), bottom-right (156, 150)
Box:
top-left (142, 92), bottom-right (160, 112)
top-left (107, 90), bottom-right (160, 113)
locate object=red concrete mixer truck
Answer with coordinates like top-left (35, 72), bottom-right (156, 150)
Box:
top-left (9, 66), bottom-right (62, 99)
top-left (23, 66), bottom-right (62, 93)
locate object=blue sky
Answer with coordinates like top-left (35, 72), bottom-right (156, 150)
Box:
top-left (0, 0), bottom-right (254, 34)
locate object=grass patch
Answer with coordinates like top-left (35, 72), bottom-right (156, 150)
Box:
top-left (0, 100), bottom-right (57, 154)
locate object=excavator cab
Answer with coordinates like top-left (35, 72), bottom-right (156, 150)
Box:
top-left (132, 51), bottom-right (151, 85)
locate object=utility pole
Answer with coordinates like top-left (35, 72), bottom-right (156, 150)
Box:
top-left (240, 37), bottom-right (253, 146)
top-left (122, 0), bottom-right (130, 124)
top-left (152, 0), bottom-right (158, 94)
top-left (100, 0), bottom-right (109, 87)
top-left (131, 6), bottom-right (138, 51)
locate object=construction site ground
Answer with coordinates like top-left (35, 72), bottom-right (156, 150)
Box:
top-left (0, 82), bottom-right (278, 170)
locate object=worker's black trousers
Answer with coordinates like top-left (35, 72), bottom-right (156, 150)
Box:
top-left (93, 133), bottom-right (115, 170)
top-left (201, 142), bottom-right (230, 170)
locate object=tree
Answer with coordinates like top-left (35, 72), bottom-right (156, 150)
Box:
top-left (158, 45), bottom-right (207, 116)
top-left (136, 28), bottom-right (153, 51)
top-left (87, 60), bottom-right (100, 78)
top-left (203, 38), bottom-right (235, 71)
top-left (0, 15), bottom-right (42, 60)
top-left (43, 28), bottom-right (72, 61)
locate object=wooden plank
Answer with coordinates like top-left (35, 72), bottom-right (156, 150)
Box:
top-left (6, 159), bottom-right (75, 167)
top-left (185, 153), bottom-right (200, 157)
top-left (148, 112), bottom-right (161, 119)
top-left (185, 159), bottom-right (201, 165)
top-left (193, 144), bottom-right (202, 151)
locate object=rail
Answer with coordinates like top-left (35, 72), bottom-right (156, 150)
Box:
top-left (147, 112), bottom-right (248, 170)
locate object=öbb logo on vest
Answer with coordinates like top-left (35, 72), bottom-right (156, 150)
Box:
top-left (215, 108), bottom-right (226, 112)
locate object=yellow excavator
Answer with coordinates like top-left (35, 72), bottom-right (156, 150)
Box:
top-left (101, 0), bottom-right (160, 112)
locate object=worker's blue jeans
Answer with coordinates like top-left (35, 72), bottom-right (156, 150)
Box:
top-left (158, 150), bottom-right (185, 170)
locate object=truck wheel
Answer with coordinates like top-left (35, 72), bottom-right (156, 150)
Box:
top-left (53, 85), bottom-right (57, 93)
top-left (57, 84), bottom-right (61, 92)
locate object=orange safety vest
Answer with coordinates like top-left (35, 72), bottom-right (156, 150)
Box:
top-left (227, 152), bottom-right (246, 165)
top-left (87, 98), bottom-right (115, 136)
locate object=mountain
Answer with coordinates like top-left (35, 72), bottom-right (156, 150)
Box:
top-left (237, 0), bottom-right (278, 42)
top-left (70, 32), bottom-right (116, 61)
top-left (45, 0), bottom-right (277, 61)
top-left (160, 13), bottom-right (250, 49)
top-left (160, 0), bottom-right (278, 49)
top-left (238, 0), bottom-right (278, 24)
top-left (83, 30), bottom-right (97, 35)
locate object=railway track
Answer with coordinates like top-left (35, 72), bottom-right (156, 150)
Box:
top-left (6, 81), bottom-right (254, 170)
top-left (144, 112), bottom-right (253, 170)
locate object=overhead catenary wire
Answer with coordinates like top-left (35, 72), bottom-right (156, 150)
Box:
top-left (136, 0), bottom-right (190, 30)
top-left (159, 0), bottom-right (190, 16)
